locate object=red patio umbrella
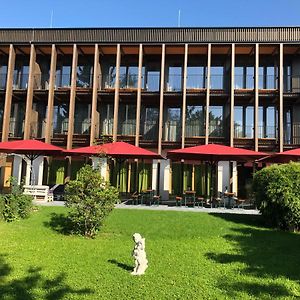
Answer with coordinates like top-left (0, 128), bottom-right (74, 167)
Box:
top-left (259, 148), bottom-right (300, 164)
top-left (167, 144), bottom-right (267, 200)
top-left (0, 139), bottom-right (64, 185)
top-left (65, 141), bottom-right (161, 159)
top-left (66, 142), bottom-right (162, 193)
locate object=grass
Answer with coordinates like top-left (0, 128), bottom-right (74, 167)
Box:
top-left (1, 207), bottom-right (300, 299)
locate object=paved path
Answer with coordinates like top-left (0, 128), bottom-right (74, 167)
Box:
top-left (34, 200), bottom-right (260, 215)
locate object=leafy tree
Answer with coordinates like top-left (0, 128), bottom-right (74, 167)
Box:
top-left (65, 165), bottom-right (119, 238)
top-left (253, 162), bottom-right (300, 231)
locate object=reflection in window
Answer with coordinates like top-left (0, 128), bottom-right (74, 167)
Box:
top-left (0, 65), bottom-right (7, 89)
top-left (186, 105), bottom-right (204, 137)
top-left (146, 70), bottom-right (160, 91)
top-left (118, 104), bottom-right (136, 135)
top-left (259, 66), bottom-right (277, 89)
top-left (56, 66), bottom-right (71, 88)
top-left (164, 107), bottom-right (181, 141)
top-left (74, 103), bottom-right (91, 134)
top-left (53, 103), bottom-right (69, 134)
top-left (186, 66), bottom-right (206, 89)
top-left (101, 104), bottom-right (114, 135)
top-left (234, 67), bottom-right (254, 89)
top-left (209, 106), bottom-right (223, 137)
top-left (167, 66), bottom-right (182, 91)
top-left (77, 65), bottom-right (93, 88)
top-left (141, 107), bottom-right (159, 140)
top-left (210, 67), bottom-right (224, 89)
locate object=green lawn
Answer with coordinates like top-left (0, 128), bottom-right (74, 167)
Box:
top-left (0, 207), bottom-right (300, 300)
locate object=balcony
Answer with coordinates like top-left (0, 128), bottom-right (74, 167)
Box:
top-left (142, 120), bottom-right (158, 140)
top-left (53, 119), bottom-right (69, 135)
top-left (234, 75), bottom-right (254, 90)
top-left (166, 75), bottom-right (182, 92)
top-left (102, 119), bottom-right (113, 136)
top-left (234, 125), bottom-right (254, 138)
top-left (13, 73), bottom-right (29, 90)
top-left (210, 75), bottom-right (224, 90)
top-left (258, 75), bottom-right (278, 90)
top-left (185, 120), bottom-right (205, 137)
top-left (186, 74), bottom-right (206, 91)
top-left (74, 120), bottom-right (91, 135)
top-left (119, 120), bottom-right (136, 136)
top-left (9, 119), bottom-right (24, 138)
top-left (55, 74), bottom-right (71, 89)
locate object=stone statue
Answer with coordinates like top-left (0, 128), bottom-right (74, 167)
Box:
top-left (131, 233), bottom-right (148, 275)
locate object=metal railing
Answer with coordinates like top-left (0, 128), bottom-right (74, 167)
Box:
top-left (164, 120), bottom-right (181, 142)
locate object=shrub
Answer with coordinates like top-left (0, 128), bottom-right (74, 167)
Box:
top-left (65, 164), bottom-right (119, 238)
top-left (0, 177), bottom-right (33, 222)
top-left (253, 162), bottom-right (300, 231)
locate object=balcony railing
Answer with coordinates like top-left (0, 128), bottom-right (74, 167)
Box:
top-left (74, 119), bottom-right (91, 135)
top-left (185, 120), bottom-right (205, 137)
top-left (0, 73), bottom-right (7, 89)
top-left (55, 74), bottom-right (71, 88)
top-left (142, 120), bottom-right (158, 140)
top-left (234, 125), bottom-right (254, 138)
top-left (166, 75), bottom-right (182, 92)
top-left (33, 74), bottom-right (50, 90)
top-left (13, 73), bottom-right (29, 89)
top-left (234, 75), bottom-right (254, 89)
top-left (164, 120), bottom-right (181, 142)
top-left (258, 75), bottom-right (278, 89)
top-left (258, 125), bottom-right (277, 139)
top-left (186, 74), bottom-right (206, 90)
top-left (76, 74), bottom-right (92, 88)
top-left (145, 74), bottom-right (160, 92)
top-left (53, 119), bottom-right (69, 134)
top-left (102, 119), bottom-right (113, 135)
top-left (210, 75), bottom-right (224, 90)
top-left (119, 120), bottom-right (136, 136)
top-left (9, 119), bottom-right (24, 138)
top-left (29, 120), bottom-right (46, 138)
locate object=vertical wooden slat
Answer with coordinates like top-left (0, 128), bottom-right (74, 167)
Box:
top-left (112, 44), bottom-right (121, 142)
top-left (279, 43), bottom-right (284, 152)
top-left (135, 44), bottom-right (143, 146)
top-left (67, 44), bottom-right (78, 150)
top-left (254, 43), bottom-right (259, 151)
top-left (45, 44), bottom-right (57, 144)
top-left (205, 44), bottom-right (211, 144)
top-left (23, 44), bottom-right (36, 139)
top-left (90, 44), bottom-right (100, 145)
top-left (2, 45), bottom-right (15, 141)
top-left (181, 43), bottom-right (188, 148)
top-left (230, 44), bottom-right (235, 147)
top-left (158, 44), bottom-right (165, 155)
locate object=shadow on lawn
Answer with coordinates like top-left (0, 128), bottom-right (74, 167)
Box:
top-left (43, 213), bottom-right (73, 235)
top-left (108, 259), bottom-right (133, 272)
top-left (0, 254), bottom-right (93, 300)
top-left (206, 215), bottom-right (300, 298)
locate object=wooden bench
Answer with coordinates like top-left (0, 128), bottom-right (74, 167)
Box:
top-left (23, 185), bottom-right (53, 202)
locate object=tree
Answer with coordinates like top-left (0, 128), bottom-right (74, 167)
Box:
top-left (65, 165), bottom-right (119, 238)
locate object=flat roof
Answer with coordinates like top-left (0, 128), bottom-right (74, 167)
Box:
top-left (1, 27), bottom-right (300, 44)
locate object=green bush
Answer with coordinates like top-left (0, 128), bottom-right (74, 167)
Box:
top-left (0, 177), bottom-right (33, 222)
top-left (65, 164), bottom-right (119, 238)
top-left (253, 162), bottom-right (300, 231)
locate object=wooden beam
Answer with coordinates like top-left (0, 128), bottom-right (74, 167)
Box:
top-left (45, 44), bottom-right (57, 144)
top-left (23, 44), bottom-right (36, 139)
top-left (2, 45), bottom-right (15, 141)
top-left (230, 44), bottom-right (235, 147)
top-left (181, 43), bottom-right (188, 148)
top-left (158, 44), bottom-right (165, 155)
top-left (254, 43), bottom-right (259, 151)
top-left (279, 43), bottom-right (284, 152)
top-left (135, 44), bottom-right (143, 146)
top-left (205, 44), bottom-right (211, 145)
top-left (67, 44), bottom-right (78, 150)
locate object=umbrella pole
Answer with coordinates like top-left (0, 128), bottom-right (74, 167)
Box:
top-left (181, 160), bottom-right (184, 196)
top-left (140, 159), bottom-right (144, 192)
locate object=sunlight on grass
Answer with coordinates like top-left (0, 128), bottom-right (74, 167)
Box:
top-left (0, 207), bottom-right (300, 299)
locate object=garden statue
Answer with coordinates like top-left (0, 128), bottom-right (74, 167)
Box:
top-left (131, 233), bottom-right (148, 275)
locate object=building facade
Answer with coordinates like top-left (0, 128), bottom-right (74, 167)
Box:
top-left (0, 27), bottom-right (300, 198)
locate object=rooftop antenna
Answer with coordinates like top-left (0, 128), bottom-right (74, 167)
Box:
top-left (50, 10), bottom-right (54, 28)
top-left (178, 9), bottom-right (181, 27)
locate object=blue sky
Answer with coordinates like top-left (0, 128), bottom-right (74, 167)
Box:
top-left (0, 0), bottom-right (299, 28)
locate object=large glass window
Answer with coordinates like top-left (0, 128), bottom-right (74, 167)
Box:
top-left (13, 65), bottom-right (29, 89)
top-left (259, 66), bottom-right (277, 89)
top-left (164, 107), bottom-right (181, 141)
top-left (53, 103), bottom-right (69, 134)
top-left (167, 66), bottom-right (182, 91)
top-left (118, 104), bottom-right (136, 136)
top-left (76, 65), bottom-right (93, 88)
top-left (209, 106), bottom-right (223, 137)
top-left (185, 105), bottom-right (205, 137)
top-left (146, 70), bottom-right (160, 91)
top-left (245, 107), bottom-right (254, 138)
top-left (74, 103), bottom-right (91, 135)
top-left (234, 67), bottom-right (254, 89)
top-left (186, 66), bottom-right (205, 89)
top-left (56, 65), bottom-right (71, 88)
top-left (101, 104), bottom-right (114, 135)
top-left (234, 106), bottom-right (243, 137)
top-left (141, 107), bottom-right (159, 140)
top-left (9, 102), bottom-right (25, 138)
top-left (210, 67), bottom-right (224, 89)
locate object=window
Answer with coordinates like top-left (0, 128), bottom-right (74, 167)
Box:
top-left (167, 66), bottom-right (182, 91)
top-left (186, 105), bottom-right (205, 137)
top-left (210, 67), bottom-right (224, 89)
top-left (164, 107), bottom-right (181, 141)
top-left (186, 66), bottom-right (205, 89)
top-left (209, 106), bottom-right (223, 137)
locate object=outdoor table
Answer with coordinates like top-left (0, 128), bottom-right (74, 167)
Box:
top-left (224, 192), bottom-right (236, 208)
top-left (184, 190), bottom-right (196, 207)
top-left (140, 189), bottom-right (154, 205)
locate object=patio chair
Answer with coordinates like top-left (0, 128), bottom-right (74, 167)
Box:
top-left (149, 194), bottom-right (160, 206)
top-left (195, 196), bottom-right (205, 208)
top-left (175, 196), bottom-right (183, 207)
top-left (130, 191), bottom-right (141, 205)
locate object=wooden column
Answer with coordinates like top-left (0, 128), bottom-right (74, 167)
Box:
top-left (254, 44), bottom-right (259, 151)
top-left (158, 44), bottom-right (165, 155)
top-left (181, 44), bottom-right (188, 148)
top-left (2, 45), bottom-right (15, 141)
top-left (135, 44), bottom-right (143, 146)
top-left (67, 44), bottom-right (78, 150)
top-left (24, 44), bottom-right (36, 140)
top-left (112, 44), bottom-right (121, 142)
top-left (45, 44), bottom-right (57, 144)
top-left (205, 44), bottom-right (212, 144)
top-left (90, 44), bottom-right (100, 145)
top-left (279, 43), bottom-right (284, 152)
top-left (230, 44), bottom-right (235, 147)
